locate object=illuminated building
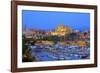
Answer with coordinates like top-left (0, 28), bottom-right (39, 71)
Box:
top-left (51, 24), bottom-right (72, 36)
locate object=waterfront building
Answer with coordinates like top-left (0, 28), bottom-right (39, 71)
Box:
top-left (51, 24), bottom-right (72, 36)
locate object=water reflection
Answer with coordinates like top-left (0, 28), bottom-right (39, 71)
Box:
top-left (29, 44), bottom-right (90, 61)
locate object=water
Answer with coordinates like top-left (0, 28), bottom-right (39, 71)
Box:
top-left (29, 45), bottom-right (90, 61)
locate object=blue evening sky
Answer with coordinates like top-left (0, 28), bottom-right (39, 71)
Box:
top-left (22, 10), bottom-right (90, 31)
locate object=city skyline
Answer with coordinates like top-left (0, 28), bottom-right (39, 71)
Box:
top-left (22, 10), bottom-right (90, 31)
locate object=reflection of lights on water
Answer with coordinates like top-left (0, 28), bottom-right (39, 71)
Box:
top-left (30, 45), bottom-right (90, 61)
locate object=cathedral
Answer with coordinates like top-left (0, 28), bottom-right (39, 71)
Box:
top-left (51, 24), bottom-right (72, 36)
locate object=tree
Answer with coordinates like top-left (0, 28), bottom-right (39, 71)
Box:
top-left (22, 35), bottom-right (36, 62)
top-left (66, 33), bottom-right (78, 41)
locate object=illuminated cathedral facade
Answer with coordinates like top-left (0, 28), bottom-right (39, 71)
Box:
top-left (51, 24), bottom-right (72, 36)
